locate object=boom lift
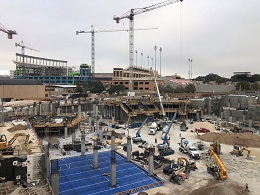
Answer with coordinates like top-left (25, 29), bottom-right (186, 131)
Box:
top-left (114, 0), bottom-right (183, 91)
top-left (157, 111), bottom-right (178, 156)
top-left (206, 149), bottom-right (227, 180)
top-left (154, 77), bottom-right (166, 119)
top-left (132, 117), bottom-right (150, 143)
top-left (230, 145), bottom-right (251, 159)
top-left (0, 133), bottom-right (30, 155)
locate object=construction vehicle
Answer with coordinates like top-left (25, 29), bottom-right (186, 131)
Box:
top-left (148, 122), bottom-right (159, 135)
top-left (0, 133), bottom-right (30, 155)
top-left (132, 117), bottom-right (150, 143)
top-left (157, 111), bottom-right (178, 156)
top-left (230, 145), bottom-right (251, 159)
top-left (113, 0), bottom-right (183, 91)
top-left (168, 165), bottom-right (190, 185)
top-left (163, 157), bottom-right (196, 175)
top-left (180, 121), bottom-right (188, 131)
top-left (206, 149), bottom-right (227, 180)
top-left (179, 138), bottom-right (200, 159)
top-left (177, 157), bottom-right (197, 171)
top-left (209, 141), bottom-right (221, 155)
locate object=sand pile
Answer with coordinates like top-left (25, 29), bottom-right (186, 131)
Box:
top-left (190, 180), bottom-right (249, 195)
top-left (199, 132), bottom-right (260, 148)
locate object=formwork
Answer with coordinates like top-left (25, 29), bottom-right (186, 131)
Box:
top-left (54, 150), bottom-right (164, 195)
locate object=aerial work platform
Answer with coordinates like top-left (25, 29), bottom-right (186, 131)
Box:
top-left (56, 150), bottom-right (164, 195)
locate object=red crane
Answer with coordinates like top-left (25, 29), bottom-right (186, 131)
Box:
top-left (113, 0), bottom-right (183, 91)
top-left (0, 22), bottom-right (17, 39)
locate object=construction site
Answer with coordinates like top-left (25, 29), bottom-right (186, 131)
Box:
top-left (1, 0), bottom-right (260, 195)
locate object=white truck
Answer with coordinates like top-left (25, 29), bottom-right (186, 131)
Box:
top-left (179, 138), bottom-right (200, 159)
top-left (148, 122), bottom-right (158, 135)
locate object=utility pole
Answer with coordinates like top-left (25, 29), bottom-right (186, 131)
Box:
top-left (147, 56), bottom-right (149, 69)
top-left (159, 47), bottom-right (162, 77)
top-left (154, 46), bottom-right (157, 73)
top-left (191, 59), bottom-right (193, 79)
top-left (141, 53), bottom-right (143, 68)
top-left (188, 59), bottom-right (190, 79)
top-left (135, 50), bottom-right (138, 66)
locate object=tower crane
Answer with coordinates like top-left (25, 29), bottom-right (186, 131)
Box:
top-left (113, 0), bottom-right (183, 91)
top-left (76, 25), bottom-right (157, 74)
top-left (15, 41), bottom-right (40, 55)
top-left (0, 22), bottom-right (17, 39)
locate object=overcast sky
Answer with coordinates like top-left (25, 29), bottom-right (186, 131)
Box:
top-left (1, 0), bottom-right (259, 79)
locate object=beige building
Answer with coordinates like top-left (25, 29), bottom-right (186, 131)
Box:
top-left (112, 66), bottom-right (164, 91)
top-left (0, 79), bottom-right (45, 99)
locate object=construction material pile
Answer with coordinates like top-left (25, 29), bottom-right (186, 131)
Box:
top-left (190, 180), bottom-right (249, 195)
top-left (199, 132), bottom-right (260, 148)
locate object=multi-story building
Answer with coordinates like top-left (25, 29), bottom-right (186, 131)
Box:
top-left (112, 66), bottom-right (163, 91)
top-left (13, 53), bottom-right (90, 85)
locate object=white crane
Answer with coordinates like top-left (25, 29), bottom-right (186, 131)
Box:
top-left (15, 41), bottom-right (40, 55)
top-left (0, 22), bottom-right (17, 39)
top-left (76, 25), bottom-right (157, 74)
top-left (113, 0), bottom-right (183, 91)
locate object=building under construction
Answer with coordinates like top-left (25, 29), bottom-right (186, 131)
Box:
top-left (13, 53), bottom-right (90, 85)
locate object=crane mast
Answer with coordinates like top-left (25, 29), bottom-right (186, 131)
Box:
top-left (76, 25), bottom-right (157, 74)
top-left (113, 0), bottom-right (183, 91)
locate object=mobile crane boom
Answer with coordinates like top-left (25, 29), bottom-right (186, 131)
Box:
top-left (113, 0), bottom-right (183, 91)
top-left (132, 117), bottom-right (150, 143)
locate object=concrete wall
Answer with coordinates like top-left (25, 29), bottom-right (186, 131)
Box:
top-left (0, 85), bottom-right (45, 99)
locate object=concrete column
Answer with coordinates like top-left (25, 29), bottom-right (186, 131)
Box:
top-left (196, 113), bottom-right (200, 120)
top-left (229, 116), bottom-right (232, 123)
top-left (228, 102), bottom-right (231, 108)
top-left (71, 105), bottom-right (74, 113)
top-left (34, 106), bottom-right (37, 115)
top-left (243, 115), bottom-right (246, 121)
top-left (93, 104), bottom-right (96, 116)
top-left (127, 136), bottom-right (132, 161)
top-left (96, 105), bottom-right (99, 116)
top-left (44, 142), bottom-right (50, 178)
top-left (110, 131), bottom-right (116, 187)
top-left (51, 174), bottom-right (59, 195)
top-left (27, 106), bottom-right (30, 116)
top-left (89, 117), bottom-right (92, 125)
top-left (148, 147), bottom-right (154, 176)
top-left (220, 112), bottom-right (224, 119)
top-left (78, 105), bottom-right (81, 116)
top-left (81, 130), bottom-right (86, 156)
top-left (39, 103), bottom-right (42, 115)
top-left (99, 115), bottom-right (102, 123)
top-left (112, 117), bottom-right (115, 125)
top-left (249, 119), bottom-right (252, 128)
top-left (50, 102), bottom-right (53, 113)
top-left (72, 129), bottom-right (76, 144)
top-left (57, 108), bottom-right (61, 116)
top-left (96, 120), bottom-right (99, 133)
top-left (64, 127), bottom-right (68, 138)
top-left (236, 121), bottom-right (239, 127)
top-left (93, 140), bottom-right (98, 169)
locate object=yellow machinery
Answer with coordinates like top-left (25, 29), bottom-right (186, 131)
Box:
top-left (0, 133), bottom-right (30, 154)
top-left (177, 157), bottom-right (197, 171)
top-left (206, 149), bottom-right (227, 180)
top-left (230, 145), bottom-right (251, 159)
top-left (209, 141), bottom-right (221, 155)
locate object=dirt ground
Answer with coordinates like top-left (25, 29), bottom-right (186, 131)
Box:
top-left (118, 121), bottom-right (260, 195)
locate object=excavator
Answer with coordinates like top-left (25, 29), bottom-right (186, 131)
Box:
top-left (0, 133), bottom-right (30, 155)
top-left (177, 157), bottom-right (197, 171)
top-left (230, 145), bottom-right (251, 159)
top-left (206, 149), bottom-right (227, 180)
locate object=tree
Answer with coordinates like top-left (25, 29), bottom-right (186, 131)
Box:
top-left (185, 84), bottom-right (196, 93)
top-left (83, 81), bottom-right (105, 93)
top-left (251, 82), bottom-right (260, 91)
top-left (75, 85), bottom-right (83, 94)
top-left (235, 80), bottom-right (250, 90)
top-left (108, 84), bottom-right (125, 95)
top-left (174, 86), bottom-right (186, 93)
